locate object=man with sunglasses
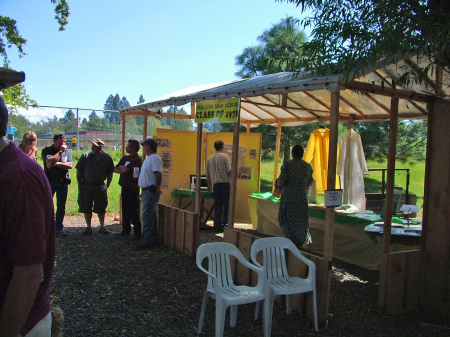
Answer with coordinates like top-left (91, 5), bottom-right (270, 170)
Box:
top-left (42, 133), bottom-right (73, 238)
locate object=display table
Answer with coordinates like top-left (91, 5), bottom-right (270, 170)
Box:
top-left (248, 195), bottom-right (419, 271)
top-left (171, 189), bottom-right (214, 226)
top-left (364, 224), bottom-right (422, 246)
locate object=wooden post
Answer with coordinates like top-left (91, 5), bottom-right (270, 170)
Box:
top-left (378, 95), bottom-right (399, 309)
top-left (323, 90), bottom-right (340, 260)
top-left (194, 103), bottom-right (202, 216)
top-left (348, 114), bottom-right (354, 130)
top-left (272, 120), bottom-right (282, 193)
top-left (247, 122), bottom-right (251, 133)
top-left (228, 120), bottom-right (240, 228)
top-left (121, 114), bottom-right (126, 156)
top-left (143, 110), bottom-right (148, 160)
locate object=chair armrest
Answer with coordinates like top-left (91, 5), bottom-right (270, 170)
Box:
top-left (234, 251), bottom-right (265, 287)
top-left (289, 248), bottom-right (316, 274)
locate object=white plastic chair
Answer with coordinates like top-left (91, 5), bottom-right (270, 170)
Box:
top-left (196, 242), bottom-right (267, 337)
top-left (251, 237), bottom-right (319, 336)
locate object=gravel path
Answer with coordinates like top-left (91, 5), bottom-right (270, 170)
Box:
top-left (50, 214), bottom-right (450, 336)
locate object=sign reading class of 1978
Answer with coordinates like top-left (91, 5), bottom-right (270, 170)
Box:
top-left (195, 97), bottom-right (240, 123)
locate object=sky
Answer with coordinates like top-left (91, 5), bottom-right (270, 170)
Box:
top-left (2, 0), bottom-right (312, 114)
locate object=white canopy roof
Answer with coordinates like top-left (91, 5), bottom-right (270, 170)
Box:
top-left (121, 55), bottom-right (449, 126)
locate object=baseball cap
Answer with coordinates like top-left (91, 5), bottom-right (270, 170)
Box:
top-left (91, 138), bottom-right (105, 146)
top-left (140, 138), bottom-right (157, 147)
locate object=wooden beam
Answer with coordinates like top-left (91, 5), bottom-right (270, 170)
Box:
top-left (242, 99), bottom-right (330, 114)
top-left (404, 58), bottom-right (436, 90)
top-left (339, 95), bottom-right (366, 115)
top-left (194, 103), bottom-right (202, 222)
top-left (272, 120), bottom-right (282, 194)
top-left (378, 96), bottom-right (399, 309)
top-left (303, 91), bottom-right (331, 110)
top-left (228, 120), bottom-right (240, 228)
top-left (241, 98), bottom-right (280, 119)
top-left (263, 95), bottom-right (302, 119)
top-left (323, 90), bottom-right (340, 260)
top-left (365, 93), bottom-right (391, 114)
top-left (346, 81), bottom-right (431, 103)
top-left (121, 114), bottom-right (126, 157)
top-left (240, 105), bottom-right (264, 120)
top-left (143, 110), bottom-right (148, 160)
top-left (287, 96), bottom-right (321, 119)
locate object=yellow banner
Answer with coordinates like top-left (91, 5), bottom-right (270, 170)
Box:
top-left (195, 97), bottom-right (240, 123)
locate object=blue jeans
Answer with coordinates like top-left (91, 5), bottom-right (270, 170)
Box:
top-left (213, 183), bottom-right (230, 229)
top-left (50, 182), bottom-right (68, 231)
top-left (141, 189), bottom-right (160, 245)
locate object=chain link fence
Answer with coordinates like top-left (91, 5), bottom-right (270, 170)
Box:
top-left (7, 105), bottom-right (158, 152)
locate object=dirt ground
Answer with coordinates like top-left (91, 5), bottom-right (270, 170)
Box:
top-left (50, 214), bottom-right (450, 336)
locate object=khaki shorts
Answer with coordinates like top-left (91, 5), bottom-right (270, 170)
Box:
top-left (78, 184), bottom-right (108, 214)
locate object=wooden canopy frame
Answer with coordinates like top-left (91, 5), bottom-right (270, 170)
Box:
top-left (120, 55), bottom-right (450, 317)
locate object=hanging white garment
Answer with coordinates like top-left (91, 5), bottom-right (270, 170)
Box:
top-left (337, 129), bottom-right (368, 211)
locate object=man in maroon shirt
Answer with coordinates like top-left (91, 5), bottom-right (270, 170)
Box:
top-left (114, 139), bottom-right (143, 239)
top-left (0, 96), bottom-right (56, 337)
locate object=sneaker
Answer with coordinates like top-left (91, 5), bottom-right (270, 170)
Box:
top-left (98, 227), bottom-right (109, 235)
top-left (136, 240), bottom-right (158, 250)
top-left (82, 228), bottom-right (93, 235)
top-left (56, 230), bottom-right (67, 238)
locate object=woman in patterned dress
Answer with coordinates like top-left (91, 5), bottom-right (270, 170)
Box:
top-left (276, 145), bottom-right (314, 247)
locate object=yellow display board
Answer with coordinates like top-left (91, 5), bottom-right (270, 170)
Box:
top-left (205, 132), bottom-right (261, 223)
top-left (195, 98), bottom-right (240, 123)
top-left (156, 129), bottom-right (204, 207)
top-left (156, 129), bottom-right (261, 223)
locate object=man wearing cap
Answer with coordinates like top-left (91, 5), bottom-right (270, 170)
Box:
top-left (76, 138), bottom-right (114, 235)
top-left (137, 138), bottom-right (162, 249)
top-left (0, 96), bottom-right (55, 336)
top-left (42, 133), bottom-right (73, 238)
top-left (114, 139), bottom-right (143, 239)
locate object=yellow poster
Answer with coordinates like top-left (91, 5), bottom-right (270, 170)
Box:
top-left (195, 97), bottom-right (240, 123)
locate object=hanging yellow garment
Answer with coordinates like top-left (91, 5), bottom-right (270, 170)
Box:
top-left (303, 128), bottom-right (340, 194)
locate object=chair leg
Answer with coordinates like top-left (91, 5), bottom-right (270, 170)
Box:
top-left (254, 300), bottom-right (261, 320)
top-left (263, 295), bottom-right (274, 337)
top-left (312, 290), bottom-right (319, 332)
top-left (215, 300), bottom-right (226, 337)
top-left (230, 305), bottom-right (238, 327)
top-left (197, 293), bottom-right (209, 334)
top-left (286, 294), bottom-right (293, 315)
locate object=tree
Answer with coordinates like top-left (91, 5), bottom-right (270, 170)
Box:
top-left (88, 111), bottom-right (98, 120)
top-left (103, 94), bottom-right (121, 124)
top-left (354, 120), bottom-right (427, 163)
top-left (135, 94), bottom-right (145, 125)
top-left (235, 16), bottom-right (307, 78)
top-left (235, 17), bottom-right (310, 159)
top-left (278, 0), bottom-right (450, 89)
top-left (1, 1), bottom-right (70, 110)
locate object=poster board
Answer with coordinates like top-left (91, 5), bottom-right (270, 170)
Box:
top-left (206, 132), bottom-right (261, 223)
top-left (156, 129), bottom-right (204, 207)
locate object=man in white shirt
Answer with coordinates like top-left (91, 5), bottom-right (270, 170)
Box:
top-left (137, 139), bottom-right (162, 249)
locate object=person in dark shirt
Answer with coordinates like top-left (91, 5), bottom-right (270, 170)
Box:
top-left (42, 133), bottom-right (73, 237)
top-left (76, 138), bottom-right (114, 235)
top-left (114, 139), bottom-right (143, 239)
top-left (0, 95), bottom-right (55, 336)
